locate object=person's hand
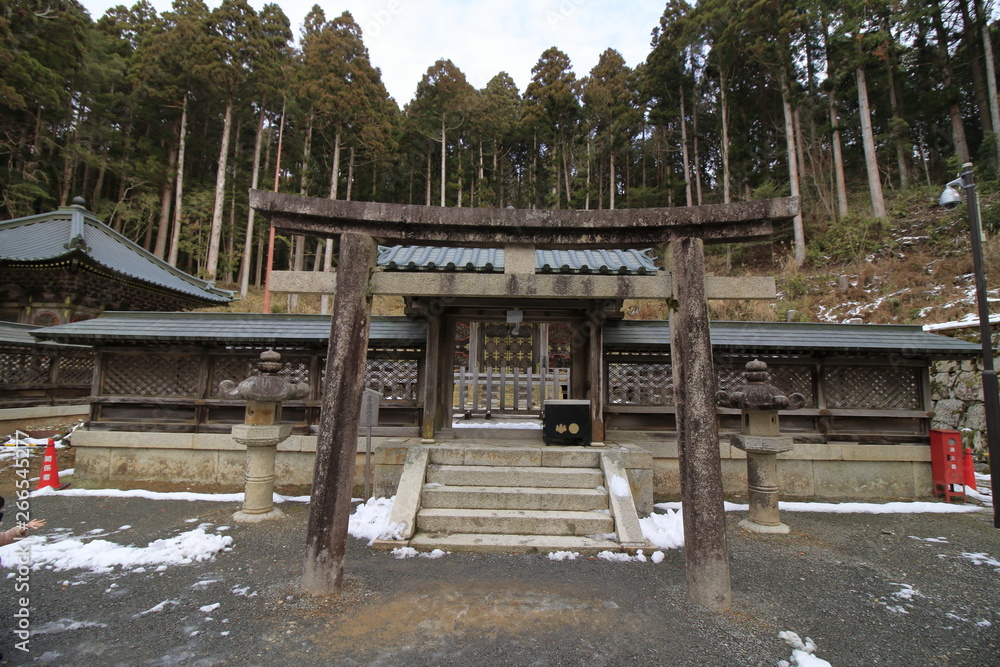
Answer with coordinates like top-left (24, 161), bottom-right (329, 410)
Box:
top-left (22, 519), bottom-right (45, 530)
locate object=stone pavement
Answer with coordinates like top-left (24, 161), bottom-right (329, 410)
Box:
top-left (0, 492), bottom-right (997, 666)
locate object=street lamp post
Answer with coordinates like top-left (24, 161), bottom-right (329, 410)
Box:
top-left (940, 161), bottom-right (1000, 528)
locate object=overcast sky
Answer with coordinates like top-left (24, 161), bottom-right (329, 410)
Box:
top-left (78, 0), bottom-right (666, 105)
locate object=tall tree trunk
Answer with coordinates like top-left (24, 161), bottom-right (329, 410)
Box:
top-left (346, 146), bottom-right (355, 202)
top-left (301, 111), bottom-right (314, 195)
top-left (823, 11), bottom-right (848, 216)
top-left (206, 96), bottom-right (233, 281)
top-left (426, 152), bottom-right (432, 206)
top-left (440, 119), bottom-right (447, 207)
top-left (856, 66), bottom-right (888, 219)
top-left (680, 86), bottom-right (692, 206)
top-left (153, 143), bottom-right (176, 259)
top-left (329, 125), bottom-right (341, 199)
top-left (975, 0), bottom-right (1000, 166)
top-left (585, 137), bottom-right (591, 210)
top-left (933, 4), bottom-right (972, 164)
top-left (719, 70), bottom-right (731, 204)
top-left (239, 105), bottom-right (266, 297)
top-left (609, 147), bottom-right (616, 210)
top-left (960, 0), bottom-right (994, 136)
top-left (883, 50), bottom-right (911, 188)
top-left (562, 142), bottom-right (572, 205)
top-left (781, 78), bottom-right (806, 267)
top-left (168, 95), bottom-right (188, 266)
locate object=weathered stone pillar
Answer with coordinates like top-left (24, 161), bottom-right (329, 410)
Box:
top-left (718, 359), bottom-right (804, 533)
top-left (667, 237), bottom-right (732, 611)
top-left (220, 350), bottom-right (308, 523)
top-left (302, 232), bottom-right (377, 595)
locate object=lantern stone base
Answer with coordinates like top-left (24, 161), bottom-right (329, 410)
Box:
top-left (234, 506), bottom-right (286, 523)
top-left (738, 518), bottom-right (790, 534)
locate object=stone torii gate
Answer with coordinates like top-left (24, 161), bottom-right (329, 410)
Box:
top-left (250, 189), bottom-right (798, 611)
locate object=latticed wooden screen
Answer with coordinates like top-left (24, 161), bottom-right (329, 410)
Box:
top-left (57, 354), bottom-right (94, 385)
top-left (608, 362), bottom-right (674, 405)
top-left (208, 355), bottom-right (307, 397)
top-left (823, 365), bottom-right (921, 409)
top-left (102, 354), bottom-right (201, 397)
top-left (365, 358), bottom-right (419, 402)
top-left (716, 362), bottom-right (815, 408)
top-left (0, 351), bottom-right (50, 385)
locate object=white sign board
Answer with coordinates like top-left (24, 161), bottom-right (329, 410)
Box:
top-left (360, 389), bottom-right (381, 428)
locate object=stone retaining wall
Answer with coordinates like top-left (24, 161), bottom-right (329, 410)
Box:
top-left (931, 359), bottom-right (988, 456)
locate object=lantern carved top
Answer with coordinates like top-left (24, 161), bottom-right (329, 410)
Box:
top-left (219, 349), bottom-right (309, 403)
top-left (716, 359), bottom-right (805, 411)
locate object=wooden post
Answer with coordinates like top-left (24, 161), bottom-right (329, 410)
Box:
top-left (667, 237), bottom-right (732, 611)
top-left (588, 319), bottom-right (605, 442)
top-left (421, 314), bottom-right (442, 441)
top-left (434, 317), bottom-right (456, 432)
top-left (301, 232), bottom-right (376, 595)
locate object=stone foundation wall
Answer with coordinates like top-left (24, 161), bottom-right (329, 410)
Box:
top-left (931, 359), bottom-right (988, 455)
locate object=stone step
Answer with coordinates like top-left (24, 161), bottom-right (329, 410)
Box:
top-left (421, 485), bottom-right (608, 511)
top-left (416, 508), bottom-right (614, 536)
top-left (426, 464), bottom-right (603, 489)
top-left (402, 532), bottom-right (627, 555)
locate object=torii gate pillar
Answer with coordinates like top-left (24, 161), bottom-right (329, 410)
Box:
top-left (667, 237), bottom-right (732, 610)
top-left (301, 232), bottom-right (377, 593)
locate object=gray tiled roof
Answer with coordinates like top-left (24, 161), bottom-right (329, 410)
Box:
top-left (31, 312), bottom-right (980, 358)
top-left (0, 204), bottom-right (235, 304)
top-left (604, 320), bottom-right (982, 357)
top-left (0, 321), bottom-right (86, 348)
top-left (31, 312), bottom-right (426, 346)
top-left (378, 246), bottom-right (658, 274)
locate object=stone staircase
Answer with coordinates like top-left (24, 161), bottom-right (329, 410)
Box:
top-left (372, 442), bottom-right (653, 555)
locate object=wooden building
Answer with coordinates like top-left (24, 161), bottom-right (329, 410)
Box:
top-left (33, 309), bottom-right (980, 499)
top-left (0, 198), bottom-right (234, 325)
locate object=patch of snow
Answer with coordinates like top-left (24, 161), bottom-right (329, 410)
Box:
top-left (958, 552), bottom-right (1000, 572)
top-left (452, 420), bottom-right (542, 429)
top-left (348, 497), bottom-right (403, 545)
top-left (909, 536), bottom-right (949, 543)
top-left (650, 551), bottom-right (665, 564)
top-left (0, 526), bottom-right (233, 573)
top-left (31, 619), bottom-right (107, 635)
top-left (547, 551), bottom-right (579, 561)
top-left (890, 583), bottom-right (924, 601)
top-left (654, 500), bottom-right (985, 515)
top-left (596, 550), bottom-right (640, 562)
top-left (391, 547), bottom-right (418, 559)
top-left (138, 599), bottom-right (179, 616)
top-left (29, 486), bottom-right (310, 504)
top-left (199, 603), bottom-right (220, 613)
top-left (609, 475), bottom-right (631, 498)
top-left (776, 631), bottom-right (831, 667)
top-left (639, 508), bottom-right (684, 550)
top-left (231, 585), bottom-right (257, 597)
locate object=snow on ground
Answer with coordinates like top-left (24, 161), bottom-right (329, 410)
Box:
top-left (654, 499), bottom-right (986, 515)
top-left (30, 486), bottom-right (311, 504)
top-left (777, 631), bottom-right (832, 667)
top-left (348, 496), bottom-right (404, 545)
top-left (0, 523), bottom-right (232, 573)
top-left (452, 420), bottom-right (542, 429)
top-left (639, 508), bottom-right (685, 550)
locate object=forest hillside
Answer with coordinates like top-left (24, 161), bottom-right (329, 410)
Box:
top-left (3, 0), bottom-right (1000, 328)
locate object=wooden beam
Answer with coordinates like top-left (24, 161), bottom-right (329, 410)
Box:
top-left (251, 190), bottom-right (797, 247)
top-left (301, 232), bottom-right (376, 594)
top-left (268, 270), bottom-right (777, 301)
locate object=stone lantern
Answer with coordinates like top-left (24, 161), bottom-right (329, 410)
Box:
top-left (717, 359), bottom-right (805, 534)
top-left (220, 349), bottom-right (308, 523)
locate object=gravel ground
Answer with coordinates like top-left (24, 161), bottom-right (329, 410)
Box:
top-left (0, 490), bottom-right (997, 667)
